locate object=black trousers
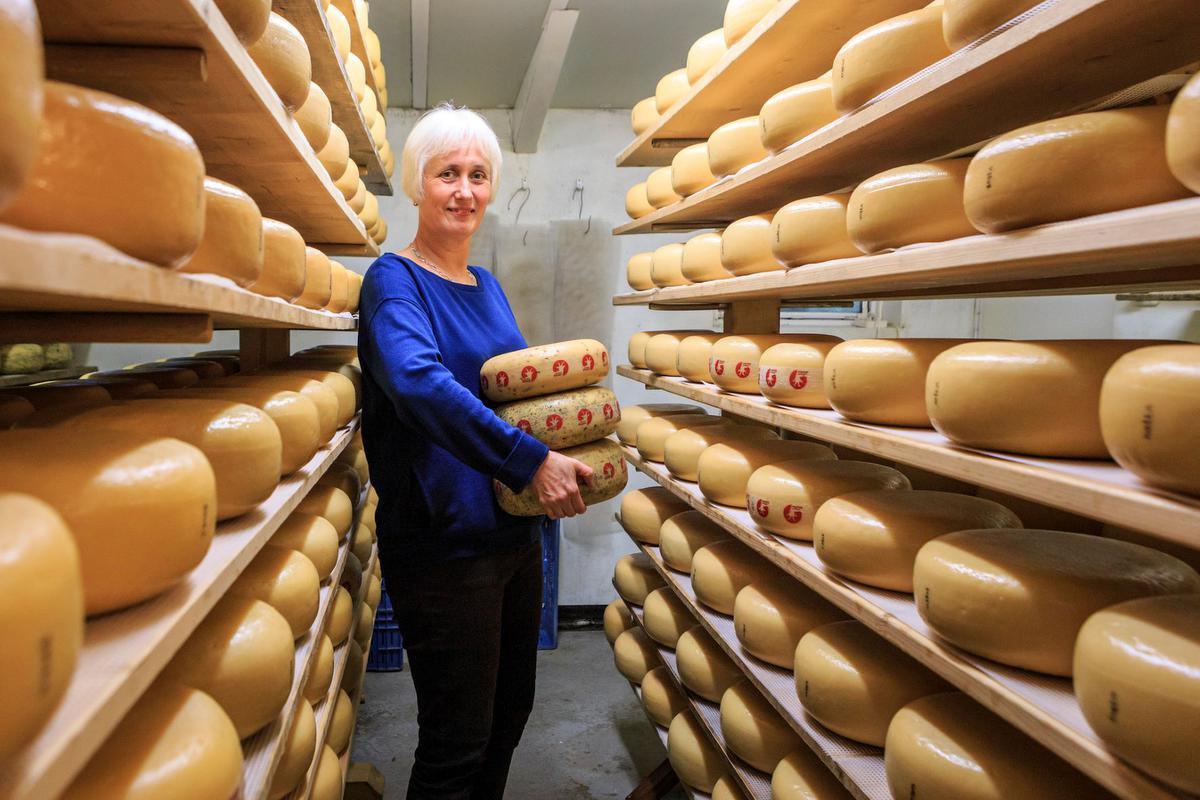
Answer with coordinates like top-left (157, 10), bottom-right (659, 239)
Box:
top-left (382, 539), bottom-right (543, 800)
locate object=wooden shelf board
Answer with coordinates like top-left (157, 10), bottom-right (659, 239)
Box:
top-left (613, 0), bottom-right (1200, 233)
top-left (618, 366), bottom-right (1200, 551)
top-left (613, 200), bottom-right (1200, 306)
top-left (0, 365), bottom-right (95, 387)
top-left (330, 0), bottom-right (385, 118)
top-left (37, 0), bottom-right (379, 254)
top-left (627, 683), bottom-right (707, 800)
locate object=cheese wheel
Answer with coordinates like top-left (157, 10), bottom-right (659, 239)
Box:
top-left (660, 511), bottom-right (728, 573)
top-left (760, 74), bottom-right (839, 154)
top-left (626, 251), bottom-right (654, 291)
top-left (941, 0), bottom-right (1042, 49)
top-left (614, 627), bottom-right (660, 684)
top-left (915, 529), bottom-right (1200, 675)
top-left (304, 634), bottom-right (334, 703)
top-left (847, 158), bottom-right (976, 253)
top-left (655, 68), bottom-right (691, 114)
top-left (712, 776), bottom-right (747, 800)
top-left (964, 106), bottom-right (1190, 234)
top-left (617, 403), bottom-right (706, 445)
top-left (926, 339), bottom-right (1166, 458)
top-left (358, 191), bottom-right (380, 229)
top-left (381, 140), bottom-right (394, 175)
top-left (692, 539), bottom-right (772, 615)
top-left (646, 167), bottom-right (682, 208)
top-left (628, 331), bottom-right (653, 369)
top-left (747, 460), bottom-right (910, 540)
top-left (698, 439), bottom-right (837, 507)
top-left (328, 689), bottom-right (354, 753)
top-left (345, 53), bottom-right (367, 102)
top-left (625, 182), bottom-right (654, 219)
top-left (353, 600), bottom-right (375, 649)
top-left (297, 485), bottom-right (354, 539)
top-left (7, 379), bottom-right (112, 412)
top-left (815, 491), bottom-right (1020, 592)
top-left (495, 437), bottom-right (627, 515)
top-left (231, 544), bottom-right (322, 639)
top-left (65, 683), bottom-right (243, 800)
top-left (645, 331), bottom-right (697, 376)
top-left (620, 488), bottom-right (690, 545)
top-left (350, 523), bottom-right (374, 564)
top-left (677, 626), bottom-right (744, 702)
top-left (370, 217), bottom-right (388, 246)
top-left (644, 586), bottom-right (696, 648)
top-left (365, 572), bottom-right (382, 609)
top-left (207, 374), bottom-right (339, 443)
top-left (0, 429), bottom-right (215, 614)
top-left (326, 261), bottom-right (350, 312)
top-left (708, 116), bottom-right (769, 177)
top-left (0, 81), bottom-right (205, 267)
top-left (680, 231), bottom-right (731, 282)
top-left (363, 26), bottom-right (381, 65)
top-left (668, 711), bottom-right (724, 792)
top-left (269, 699), bottom-right (316, 799)
top-left (248, 13), bottom-right (312, 110)
top-left (710, 334), bottom-right (842, 394)
top-left (326, 4), bottom-right (351, 59)
top-left (604, 598), bottom-right (634, 645)
top-left (824, 338), bottom-right (966, 426)
top-left (0, 0), bottom-right (42, 213)
top-left (795, 620), bottom-right (946, 745)
top-left (672, 144), bottom-right (718, 198)
top-left (295, 246), bottom-right (334, 309)
top-left (758, 341), bottom-right (842, 409)
top-left (480, 339), bottom-right (608, 402)
top-left (312, 745), bottom-right (343, 800)
top-left (723, 0), bottom-right (777, 45)
top-left (686, 29), bottom-right (727, 84)
top-left (343, 639), bottom-right (365, 696)
top-left (214, 0), bottom-right (271, 44)
top-left (317, 123), bottom-right (350, 178)
top-left (174, 177), bottom-right (264, 286)
top-left (328, 586), bottom-right (353, 645)
top-left (614, 552), bottom-right (667, 605)
top-left (0, 342), bottom-right (43, 375)
top-left (1167, 72), bottom-right (1200, 193)
top-left (250, 218), bottom-right (308, 302)
top-left (971, 488), bottom-right (1100, 535)
top-left (296, 81), bottom-right (332, 151)
top-left (259, 367), bottom-right (357, 428)
top-left (273, 512), bottom-right (339, 580)
top-left (733, 576), bottom-right (844, 668)
top-left (676, 333), bottom-right (729, 382)
top-left (773, 748), bottom-right (852, 800)
top-left (832, 5), bottom-right (950, 112)
top-left (651, 242), bottom-right (689, 288)
top-left (334, 159), bottom-right (358, 200)
top-left (346, 269), bottom-right (363, 311)
top-left (721, 213), bottom-right (779, 276)
top-left (348, 179), bottom-right (367, 213)
top-left (641, 665), bottom-right (687, 727)
top-left (886, 691), bottom-right (1101, 800)
top-left (720, 681), bottom-right (801, 773)
top-left (0, 394), bottom-right (34, 427)
top-left (120, 364), bottom-right (203, 389)
top-left (495, 386), bottom-right (620, 449)
top-left (631, 97), bottom-right (659, 135)
top-left (770, 193), bottom-right (858, 267)
top-left (636, 414), bottom-right (729, 462)
top-left (664, 423), bottom-right (778, 482)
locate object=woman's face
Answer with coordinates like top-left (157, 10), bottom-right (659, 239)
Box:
top-left (418, 144), bottom-right (493, 241)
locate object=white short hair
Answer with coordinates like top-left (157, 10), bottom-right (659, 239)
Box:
top-left (401, 103), bottom-right (503, 203)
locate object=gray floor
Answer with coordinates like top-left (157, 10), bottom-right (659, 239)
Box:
top-left (350, 630), bottom-right (689, 799)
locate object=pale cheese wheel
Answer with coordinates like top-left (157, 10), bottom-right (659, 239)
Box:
top-left (296, 246), bottom-right (334, 309)
top-left (296, 81), bottom-right (333, 151)
top-left (676, 333), bottom-right (729, 382)
top-left (724, 0), bottom-right (777, 45)
top-left (214, 0), bottom-right (271, 44)
top-left (672, 143), bottom-right (718, 198)
top-left (721, 213), bottom-right (779, 276)
top-left (631, 96), bottom-right (659, 135)
top-left (825, 338), bottom-right (967, 426)
top-left (328, 586), bottom-right (353, 645)
top-left (733, 576), bottom-right (844, 669)
top-left (353, 599), bottom-right (375, 649)
top-left (644, 586), bottom-right (696, 648)
top-left (655, 68), bottom-right (691, 114)
top-left (346, 269), bottom-right (363, 311)
top-left (712, 776), bottom-right (747, 800)
top-left (617, 403), bottom-right (706, 445)
top-left (328, 689), bottom-right (354, 753)
top-left (678, 626), bottom-right (743, 702)
top-left (964, 106), bottom-right (1190, 234)
top-left (297, 485), bottom-right (354, 538)
top-left (0, 81), bottom-right (205, 267)
top-left (176, 177), bottom-right (264, 286)
top-left (687, 29), bottom-right (728, 84)
top-left (815, 490), bottom-right (1020, 592)
top-left (692, 539), bottom-right (772, 615)
top-left (1166, 72), bottom-right (1200, 193)
top-left (680, 231), bottom-right (731, 282)
top-left (626, 182), bottom-right (654, 219)
top-left (495, 386), bottom-right (620, 449)
top-left (626, 251), bottom-right (654, 291)
top-left (269, 699), bottom-right (316, 799)
top-left (359, 191), bottom-right (380, 229)
top-left (364, 26), bottom-right (381, 65)
top-left (345, 53), bottom-right (367, 102)
top-left (795, 620), bottom-right (947, 746)
top-left (614, 552), bottom-right (666, 605)
top-left (495, 437), bottom-right (627, 515)
top-left (645, 331), bottom-right (697, 376)
top-left (326, 261), bottom-right (350, 312)
top-left (832, 5), bottom-right (950, 112)
top-left (708, 116), bottom-right (769, 177)
top-left (273, 512), bottom-right (339, 580)
top-left (710, 334), bottom-right (843, 394)
top-left (664, 423), bottom-right (778, 482)
top-left (312, 745), bottom-right (344, 800)
top-left (251, 218), bottom-right (308, 302)
top-left (480, 339), bottom-right (609, 402)
top-left (261, 367), bottom-right (358, 428)
top-left (773, 748), bottom-right (853, 800)
top-left (248, 13), bottom-right (312, 110)
top-left (348, 179), bottom-right (367, 213)
top-left (620, 487), bottom-right (690, 545)
top-left (651, 242), bottom-right (689, 288)
top-left (231, 544), bottom-right (322, 639)
top-left (207, 374), bottom-right (339, 443)
top-left (771, 193), bottom-right (859, 267)
top-left (0, 0), bottom-right (42, 212)
top-left (317, 123), bottom-right (350, 178)
top-left (660, 511), bottom-right (729, 574)
top-left (720, 681), bottom-right (801, 773)
top-left (641, 665), bottom-right (687, 727)
top-left (304, 634), bottom-right (335, 703)
top-left (381, 140), bottom-right (394, 175)
top-left (759, 341), bottom-right (841, 409)
top-left (65, 684), bottom-right (243, 800)
top-left (926, 339), bottom-right (1166, 458)
top-left (847, 158), bottom-right (976, 253)
top-left (668, 711), bottom-right (724, 792)
top-left (335, 159), bottom-right (358, 199)
top-left (698, 439), bottom-right (837, 507)
top-left (327, 5), bottom-right (351, 59)
top-left (350, 523), bottom-right (374, 564)
top-left (628, 331), bottom-right (653, 369)
top-left (747, 460), bottom-right (910, 540)
top-left (614, 627), bottom-right (660, 684)
top-left (646, 167), bottom-right (682, 208)
top-left (941, 0), bottom-right (1041, 48)
top-left (0, 394), bottom-right (34, 427)
top-left (636, 414), bottom-right (729, 462)
top-left (604, 599), bottom-right (634, 645)
top-left (759, 74), bottom-right (839, 154)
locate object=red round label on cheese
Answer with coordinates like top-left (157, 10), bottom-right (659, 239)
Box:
top-left (582, 354), bottom-right (595, 371)
top-left (496, 371), bottom-right (509, 387)
top-left (619, 459), bottom-right (627, 474)
top-left (752, 496), bottom-right (770, 518)
top-left (783, 504), bottom-right (803, 523)
top-left (712, 359), bottom-right (725, 376)
top-left (763, 368), bottom-right (777, 388)
top-left (789, 370), bottom-right (808, 390)
top-left (577, 408), bottom-right (593, 425)
top-left (546, 414), bottom-right (564, 430)
top-left (521, 365), bottom-right (538, 383)
top-left (516, 419), bottom-right (531, 433)
top-left (603, 462), bottom-right (615, 478)
top-left (553, 359), bottom-right (569, 377)
top-left (735, 361), bottom-right (751, 379)
top-left (601, 351), bottom-right (608, 366)
top-left (603, 403), bottom-right (615, 420)
top-left (481, 375), bottom-right (489, 391)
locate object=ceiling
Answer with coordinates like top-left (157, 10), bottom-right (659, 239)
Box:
top-left (370, 0), bottom-right (727, 110)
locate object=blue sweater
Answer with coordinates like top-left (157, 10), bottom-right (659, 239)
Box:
top-left (357, 254), bottom-right (550, 561)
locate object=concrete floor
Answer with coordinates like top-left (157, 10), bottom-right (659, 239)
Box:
top-left (350, 630), bottom-right (689, 799)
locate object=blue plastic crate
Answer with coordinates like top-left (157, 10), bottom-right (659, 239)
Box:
top-left (366, 578), bottom-right (404, 671)
top-left (538, 519), bottom-right (560, 650)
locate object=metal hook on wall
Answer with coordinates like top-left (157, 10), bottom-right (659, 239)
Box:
top-left (507, 177), bottom-right (531, 227)
top-left (571, 177), bottom-right (591, 234)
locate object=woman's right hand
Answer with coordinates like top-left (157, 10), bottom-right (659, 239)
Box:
top-left (531, 450), bottom-right (595, 520)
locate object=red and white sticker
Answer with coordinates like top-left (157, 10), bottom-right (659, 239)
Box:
top-left (520, 365), bottom-right (538, 383)
top-left (711, 358), bottom-right (725, 376)
top-left (789, 370), bottom-right (809, 390)
top-left (516, 419), bottom-right (532, 433)
top-left (783, 504), bottom-right (804, 524)
top-left (496, 371), bottom-right (510, 387)
top-left (481, 375), bottom-right (489, 391)
top-left (582, 354), bottom-right (595, 371)
top-left (762, 367), bottom-right (778, 388)
top-left (602, 403), bottom-right (615, 421)
top-left (552, 359), bottom-right (570, 377)
top-left (601, 351), bottom-right (608, 366)
top-left (546, 414), bottom-right (564, 431)
top-left (577, 408), bottom-right (593, 426)
top-left (750, 495), bottom-right (770, 518)
top-left (602, 462), bottom-right (615, 478)
top-left (735, 361), bottom-right (752, 379)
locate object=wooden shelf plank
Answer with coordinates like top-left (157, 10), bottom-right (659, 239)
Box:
top-left (330, 0), bottom-right (384, 116)
top-left (0, 365), bottom-right (95, 387)
top-left (621, 448), bottom-right (1189, 800)
top-left (618, 366), bottom-right (1200, 552)
top-left (627, 683), bottom-right (707, 800)
top-left (613, 200), bottom-right (1200, 306)
top-left (36, 0), bottom-right (379, 255)
top-left (613, 0), bottom-right (1200, 233)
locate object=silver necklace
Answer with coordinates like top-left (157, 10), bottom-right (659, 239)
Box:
top-left (410, 244), bottom-right (476, 285)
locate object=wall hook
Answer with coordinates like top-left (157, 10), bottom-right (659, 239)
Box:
top-left (522, 230), bottom-right (529, 246)
top-left (507, 177), bottom-right (531, 226)
top-left (571, 178), bottom-right (591, 234)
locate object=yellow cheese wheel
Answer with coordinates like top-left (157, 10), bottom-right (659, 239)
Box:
top-left (655, 68), bottom-right (691, 114)
top-left (832, 5), bottom-right (950, 112)
top-left (677, 626), bottom-right (744, 702)
top-left (886, 691), bottom-right (1101, 800)
top-left (328, 689), bottom-right (354, 753)
top-left (825, 338), bottom-right (966, 426)
top-left (604, 598), bottom-right (634, 645)
top-left (747, 460), bottom-right (910, 540)
top-left (357, 85), bottom-right (377, 127)
top-left (365, 572), bottom-right (381, 609)
top-left (312, 745), bottom-right (344, 800)
top-left (720, 213), bottom-right (779, 276)
top-left (795, 620), bottom-right (947, 745)
top-left (672, 143), bottom-right (718, 198)
top-left (248, 13), bottom-right (312, 110)
top-left (0, 393), bottom-right (34, 427)
top-left (231, 544), bottom-right (322, 639)
top-left (214, 0), bottom-right (271, 44)
top-left (646, 166), bottom-right (683, 208)
top-left (273, 511), bottom-right (339, 580)
top-left (65, 683), bottom-right (243, 800)
top-left (358, 191), bottom-right (380, 229)
top-left (495, 437), bottom-right (627, 515)
top-left (631, 96), bottom-right (659, 135)
top-left (495, 386), bottom-right (620, 449)
top-left (626, 182), bottom-right (654, 219)
top-left (687, 29), bottom-right (727, 84)
top-left (118, 364), bottom-right (202, 389)
top-left (348, 179), bottom-right (366, 213)
top-left (628, 331), bottom-right (653, 369)
top-left (343, 639), bottom-right (365, 696)
top-left (262, 366), bottom-right (357, 427)
top-left (620, 487), bottom-right (690, 545)
top-left (345, 53), bottom-right (367, 102)
top-left (680, 231), bottom-right (731, 282)
top-left (296, 81), bottom-right (333, 151)
top-left (296, 246), bottom-right (334, 309)
top-left (651, 242), bottom-right (689, 288)
top-left (645, 331), bottom-right (697, 376)
top-left (815, 490), bottom-right (1020, 592)
top-left (614, 552), bottom-right (667, 605)
top-left (7, 379), bottom-right (112, 413)
top-left (269, 699), bottom-right (317, 799)
top-left (698, 439), bottom-right (837, 507)
top-left (641, 665), bottom-right (687, 727)
top-left (1166, 72), bottom-right (1200, 193)
top-left (481, 339), bottom-right (609, 402)
top-left (759, 74), bottom-right (839, 154)
top-left (326, 4), bottom-right (351, 59)
top-left (926, 339), bottom-right (1167, 458)
top-left (250, 218), bottom-right (308, 302)
top-left (964, 106), bottom-right (1190, 234)
top-left (773, 747), bottom-right (852, 799)
top-left (317, 123), bottom-right (350, 178)
top-left (370, 217), bottom-right (388, 246)
top-left (644, 586), bottom-right (696, 648)
top-left (723, 0), bottom-right (777, 45)
top-left (0, 81), bottom-right (205, 267)
top-left (758, 341), bottom-right (842, 409)
top-left (346, 269), bottom-right (363, 311)
top-left (381, 140), bottom-right (394, 175)
top-left (712, 776), bottom-right (747, 800)
top-left (972, 488), bottom-right (1100, 535)
top-left (668, 711), bottom-right (725, 792)
top-left (0, 0), bottom-right (42, 213)
top-left (175, 177), bottom-right (264, 286)
top-left (941, 0), bottom-right (1042, 49)
top-left (351, 523), bottom-right (374, 564)
top-left (626, 251), bottom-right (654, 291)
top-left (326, 261), bottom-right (350, 312)
top-left (328, 586), bottom-right (353, 645)
top-left (614, 627), bottom-right (660, 684)
top-left (675, 333), bottom-right (729, 382)
top-left (692, 539), bottom-right (771, 614)
top-left (334, 159), bottom-right (358, 200)
top-left (636, 414), bottom-right (729, 462)
top-left (353, 600), bottom-right (374, 649)
top-left (664, 423), bottom-right (778, 482)
top-left (709, 334), bottom-right (842, 394)
top-left (708, 116), bottom-right (769, 177)
top-left (771, 193), bottom-right (858, 267)
top-left (297, 485), bottom-right (354, 539)
top-left (733, 576), bottom-right (844, 669)
top-left (207, 374), bottom-right (339, 443)
top-left (304, 634), bottom-right (335, 703)
top-left (847, 158), bottom-right (975, 253)
top-left (617, 403), bottom-right (706, 445)
top-left (720, 681), bottom-right (801, 773)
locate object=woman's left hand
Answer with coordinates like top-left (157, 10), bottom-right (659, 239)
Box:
top-left (530, 450), bottom-right (596, 520)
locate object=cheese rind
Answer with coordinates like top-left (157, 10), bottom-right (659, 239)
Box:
top-left (723, 0), bottom-right (777, 45)
top-left (626, 252), bottom-right (654, 291)
top-left (644, 586), bottom-right (695, 648)
top-left (296, 246), bottom-right (334, 309)
top-left (692, 539), bottom-right (770, 615)
top-left (614, 552), bottom-right (667, 605)
top-left (631, 97), bottom-right (659, 135)
top-left (1166, 72), bottom-right (1200, 193)
top-left (328, 690), bottom-right (354, 753)
top-left (832, 5), bottom-right (951, 112)
top-left (176, 177), bottom-right (264, 286)
top-left (316, 124), bottom-right (350, 178)
top-left (620, 487), bottom-right (690, 545)
top-left (847, 158), bottom-right (976, 253)
top-left (687, 29), bottom-right (728, 83)
top-left (721, 213), bottom-right (779, 276)
top-left (230, 544), bottom-right (322, 639)
top-left (312, 745), bottom-right (343, 800)
top-left (495, 386), bottom-right (621, 449)
top-left (269, 699), bottom-right (316, 799)
top-left (495, 437), bottom-right (627, 515)
top-left (481, 339), bottom-right (609, 402)
top-left (296, 484), bottom-right (354, 538)
top-left (655, 69), bottom-right (691, 114)
top-left (304, 635), bottom-right (334, 703)
top-left (668, 711), bottom-right (724, 792)
top-left (326, 261), bottom-right (350, 312)
top-left (826, 338), bottom-right (966, 426)
top-left (651, 243), bottom-right (689, 288)
top-left (215, 0), bottom-right (272, 44)
top-left (672, 144), bottom-right (718, 198)
top-left (760, 74), bottom-right (839, 154)
top-left (733, 575), bottom-right (844, 668)
top-left (273, 511), bottom-right (339, 580)
top-left (680, 232), bottom-right (731, 283)
top-left (616, 403), bottom-right (705, 445)
top-left (773, 747), bottom-right (853, 800)
top-left (251, 218), bottom-right (308, 302)
top-left (247, 13), bottom-right (312, 110)
top-left (710, 334), bottom-right (843, 394)
top-left (646, 166), bottom-right (682, 208)
top-left (664, 422), bottom-right (777, 482)
top-left (613, 627), bottom-right (660, 683)
top-left (771, 193), bottom-right (859, 267)
top-left (708, 116), bottom-right (769, 177)
top-left (677, 627), bottom-right (744, 702)
top-left (207, 374), bottom-right (339, 443)
top-left (941, 0), bottom-right (1042, 49)
top-left (636, 414), bottom-right (729, 462)
top-left (675, 333), bottom-right (729, 382)
top-left (712, 776), bottom-right (746, 800)
top-left (327, 586), bottom-right (353, 645)
top-left (759, 341), bottom-right (840, 409)
top-left (604, 599), bottom-right (634, 645)
top-left (345, 54), bottom-right (367, 101)
top-left (720, 681), bottom-right (802, 773)
top-left (698, 438), bottom-right (837, 507)
top-left (645, 332), bottom-right (695, 376)
top-left (641, 665), bottom-right (687, 726)
top-left (296, 81), bottom-right (332, 151)
top-left (660, 511), bottom-right (728, 574)
top-left (0, 0), bottom-right (42, 213)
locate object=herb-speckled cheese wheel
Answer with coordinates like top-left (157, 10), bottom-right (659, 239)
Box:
top-left (655, 68), bottom-right (691, 114)
top-left (273, 511), bottom-right (339, 580)
top-left (644, 586), bottom-right (696, 647)
top-left (815, 491), bottom-right (1020, 592)
top-left (771, 193), bottom-right (858, 267)
top-left (759, 341), bottom-right (841, 408)
top-left (636, 414), bottom-right (729, 462)
top-left (710, 334), bottom-right (842, 394)
top-left (646, 167), bottom-right (682, 208)
top-left (759, 73), bottom-right (838, 154)
top-left (617, 403), bottom-right (706, 445)
top-left (481, 339), bottom-right (609, 402)
top-left (296, 246), bottom-right (333, 309)
top-left (676, 333), bottom-right (729, 382)
top-left (825, 338), bottom-right (965, 426)
top-left (681, 232), bottom-right (730, 282)
top-left (604, 599), bottom-right (634, 645)
top-left (495, 386), bottom-right (621, 449)
top-left (651, 242), bottom-right (689, 288)
top-left (687, 29), bottom-right (727, 83)
top-left (250, 218), bottom-right (307, 301)
top-left (214, 0), bottom-right (271, 44)
top-left (926, 339), bottom-right (1166, 458)
top-left (614, 552), bottom-right (667, 605)
top-left (269, 699), bottom-right (316, 799)
top-left (773, 747), bottom-right (853, 800)
top-left (747, 460), bottom-right (910, 540)
top-left (614, 627), bottom-right (660, 683)
top-left (296, 81), bottom-right (332, 151)
top-left (495, 437), bottom-right (627, 515)
top-left (795, 620), bottom-right (947, 746)
top-left (641, 666), bottom-right (687, 726)
top-left (247, 13), bottom-right (312, 110)
top-left (692, 539), bottom-right (770, 615)
top-left (672, 144), bottom-right (718, 198)
top-left (620, 487), bottom-right (690, 545)
top-left (0, 81), bottom-right (205, 267)
top-left (721, 213), bottom-right (779, 276)
top-left (940, 0), bottom-right (1042, 49)
top-left (312, 745), bottom-right (343, 800)
top-left (832, 5), bottom-right (950, 112)
top-left (626, 182), bottom-right (654, 219)
top-left (668, 711), bottom-right (724, 792)
top-left (660, 511), bottom-right (728, 574)
top-left (698, 439), bottom-right (837, 506)
top-left (1099, 345), bottom-right (1200, 495)
top-left (65, 683), bottom-right (243, 800)
top-left (631, 97), bottom-right (659, 135)
top-left (230, 544), bottom-right (322, 639)
top-left (626, 251), bottom-right (654, 291)
top-left (677, 627), bottom-right (743, 702)
top-left (0, 0), bottom-right (42, 212)
top-left (720, 681), bottom-right (801, 773)
top-left (171, 386), bottom-right (320, 475)
top-left (847, 158), bottom-right (975, 253)
top-left (645, 332), bottom-right (695, 376)
top-left (708, 116), bottom-right (769, 177)
top-left (1167, 72), bottom-right (1200, 193)
top-left (733, 576), bottom-right (844, 668)
top-left (304, 634), bottom-right (334, 703)
top-left (964, 107), bottom-right (1190, 234)
top-left (664, 423), bottom-right (778, 481)
top-left (723, 0), bottom-right (777, 45)
top-left (176, 177), bottom-right (264, 286)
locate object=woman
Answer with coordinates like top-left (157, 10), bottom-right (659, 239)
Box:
top-left (357, 104), bottom-right (595, 799)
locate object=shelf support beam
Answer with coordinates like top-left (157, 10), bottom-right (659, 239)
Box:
top-left (511, 4), bottom-right (578, 153)
top-left (0, 312), bottom-right (211, 343)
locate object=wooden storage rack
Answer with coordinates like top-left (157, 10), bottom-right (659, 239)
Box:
top-left (330, 0), bottom-right (385, 114)
top-left (626, 684), bottom-right (704, 800)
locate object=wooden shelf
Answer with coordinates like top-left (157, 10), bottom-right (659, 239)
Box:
top-left (0, 420), bottom-right (359, 800)
top-left (0, 365), bottom-right (95, 387)
top-left (622, 447), bottom-right (1189, 800)
top-left (37, 0), bottom-right (379, 255)
top-left (613, 0), bottom-right (1200, 234)
top-left (626, 683), bottom-right (707, 800)
top-left (618, 366), bottom-right (1200, 552)
top-left (330, 0), bottom-right (384, 115)
top-left (613, 200), bottom-right (1200, 306)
